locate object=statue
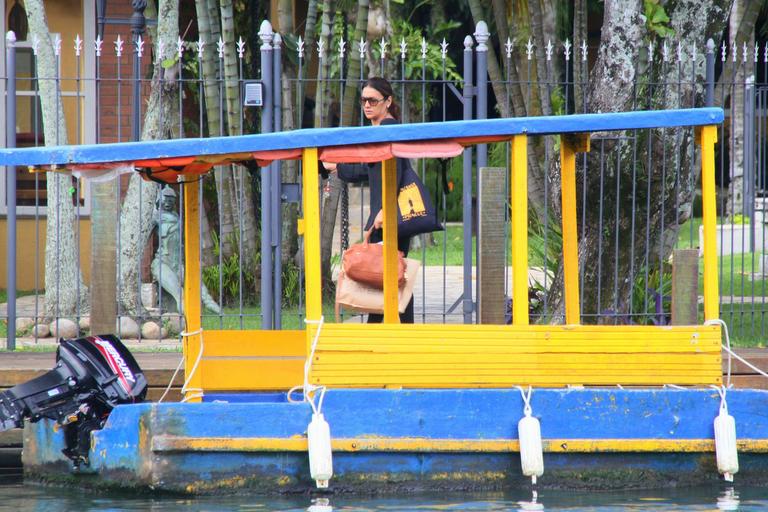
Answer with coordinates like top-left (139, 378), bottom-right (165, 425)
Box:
top-left (150, 187), bottom-right (222, 315)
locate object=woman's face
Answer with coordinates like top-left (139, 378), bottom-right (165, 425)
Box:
top-left (360, 86), bottom-right (391, 125)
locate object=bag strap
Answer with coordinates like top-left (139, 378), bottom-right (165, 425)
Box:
top-left (335, 270), bottom-right (344, 323)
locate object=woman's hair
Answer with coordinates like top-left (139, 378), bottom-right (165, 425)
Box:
top-left (364, 77), bottom-right (401, 121)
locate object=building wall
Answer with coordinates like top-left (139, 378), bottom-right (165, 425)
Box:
top-left (0, 218), bottom-right (91, 290)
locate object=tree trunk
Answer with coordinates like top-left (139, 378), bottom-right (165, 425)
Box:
top-left (220, 0), bottom-right (257, 262)
top-left (546, 0), bottom-right (732, 322)
top-left (339, 0), bottom-right (369, 127)
top-left (302, 0), bottom-right (319, 70)
top-left (313, 0), bottom-right (334, 129)
top-left (465, 0), bottom-right (511, 118)
top-left (194, 0), bottom-right (222, 266)
top-left (725, 0), bottom-right (758, 218)
top-left (118, 0), bottom-right (180, 315)
top-left (25, 0), bottom-right (89, 319)
top-left (315, 0), bottom-right (339, 287)
top-left (277, 0), bottom-right (300, 264)
top-left (572, 0), bottom-right (587, 113)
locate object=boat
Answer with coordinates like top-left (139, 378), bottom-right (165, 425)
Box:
top-left (5, 107), bottom-right (768, 494)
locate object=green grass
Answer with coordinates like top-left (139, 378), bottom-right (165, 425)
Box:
top-left (718, 303), bottom-right (768, 348)
top-left (202, 303), bottom-right (337, 330)
top-left (419, 225), bottom-right (547, 267)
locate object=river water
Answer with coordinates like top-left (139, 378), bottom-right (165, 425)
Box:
top-left (0, 476), bottom-right (765, 512)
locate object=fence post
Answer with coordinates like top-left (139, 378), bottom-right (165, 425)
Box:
top-left (130, 0), bottom-right (146, 142)
top-left (462, 35), bottom-right (474, 324)
top-left (705, 39), bottom-right (715, 107)
top-left (272, 33), bottom-right (283, 328)
top-left (746, 75), bottom-right (756, 250)
top-left (259, 20), bottom-right (274, 329)
top-left (474, 21), bottom-right (488, 169)
top-left (5, 31), bottom-right (16, 351)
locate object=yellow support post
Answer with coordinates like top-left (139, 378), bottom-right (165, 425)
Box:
top-left (560, 134), bottom-right (590, 325)
top-left (381, 158), bottom-right (400, 323)
top-left (182, 180), bottom-right (203, 402)
top-left (511, 135), bottom-right (529, 326)
top-left (697, 125), bottom-right (719, 321)
top-left (301, 148), bottom-right (323, 324)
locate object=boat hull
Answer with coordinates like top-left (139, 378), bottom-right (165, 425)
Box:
top-left (22, 388), bottom-right (768, 493)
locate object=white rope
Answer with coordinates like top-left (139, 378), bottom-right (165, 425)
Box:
top-left (180, 328), bottom-right (205, 403)
top-left (712, 384), bottom-right (728, 414)
top-left (706, 318), bottom-right (768, 385)
top-left (288, 317), bottom-right (327, 415)
top-left (516, 385), bottom-right (533, 416)
top-left (158, 352), bottom-right (184, 404)
top-left (705, 319), bottom-right (733, 387)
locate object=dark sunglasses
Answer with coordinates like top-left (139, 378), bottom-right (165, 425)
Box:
top-left (360, 96), bottom-right (387, 106)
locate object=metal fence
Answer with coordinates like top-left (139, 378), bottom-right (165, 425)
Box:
top-left (1, 19), bottom-right (766, 347)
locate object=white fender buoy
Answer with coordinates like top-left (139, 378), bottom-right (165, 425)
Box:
top-left (517, 386), bottom-right (544, 485)
top-left (714, 387), bottom-right (738, 482)
top-left (308, 412), bottom-right (333, 488)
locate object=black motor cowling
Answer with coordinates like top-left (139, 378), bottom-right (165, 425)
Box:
top-left (0, 335), bottom-right (147, 466)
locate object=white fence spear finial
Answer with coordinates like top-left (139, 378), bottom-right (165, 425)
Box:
top-left (400, 37), bottom-right (407, 59)
top-left (136, 35), bottom-right (145, 58)
top-left (526, 37), bottom-right (533, 60)
top-left (379, 38), bottom-right (388, 60)
top-left (564, 39), bottom-right (571, 61)
top-left (54, 34), bottom-right (61, 56)
top-left (196, 38), bottom-right (205, 58)
top-left (237, 37), bottom-right (246, 59)
top-left (359, 38), bottom-right (367, 59)
top-left (94, 35), bottom-right (103, 57)
top-left (74, 34), bottom-right (82, 57)
top-left (440, 38), bottom-right (448, 59)
top-left (176, 36), bottom-right (184, 59)
top-left (115, 34), bottom-right (124, 57)
top-left (421, 37), bottom-right (427, 60)
top-left (217, 37), bottom-right (225, 59)
top-left (581, 40), bottom-right (587, 62)
top-left (505, 37), bottom-right (513, 59)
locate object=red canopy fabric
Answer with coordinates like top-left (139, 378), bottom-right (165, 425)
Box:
top-left (65, 137), bottom-right (496, 183)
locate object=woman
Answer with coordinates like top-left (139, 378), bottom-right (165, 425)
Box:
top-left (322, 77), bottom-right (414, 323)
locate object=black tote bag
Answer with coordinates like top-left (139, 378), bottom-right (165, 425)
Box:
top-left (396, 162), bottom-right (443, 238)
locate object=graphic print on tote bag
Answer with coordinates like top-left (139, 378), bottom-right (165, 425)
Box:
top-left (398, 182), bottom-right (427, 220)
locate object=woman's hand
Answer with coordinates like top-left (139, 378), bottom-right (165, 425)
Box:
top-left (373, 209), bottom-right (384, 229)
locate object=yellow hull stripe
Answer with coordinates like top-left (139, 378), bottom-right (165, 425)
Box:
top-left (151, 436), bottom-right (768, 454)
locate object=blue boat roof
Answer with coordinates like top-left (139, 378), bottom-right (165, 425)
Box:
top-left (0, 108), bottom-right (723, 168)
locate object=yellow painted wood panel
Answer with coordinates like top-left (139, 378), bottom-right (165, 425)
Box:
top-left (312, 354), bottom-right (720, 366)
top-left (151, 435), bottom-right (768, 454)
top-left (511, 135), bottom-right (529, 325)
top-left (381, 158), bottom-right (400, 323)
top-left (698, 125), bottom-right (719, 320)
top-left (316, 323), bottom-right (721, 334)
top-left (312, 375), bottom-right (721, 387)
top-left (203, 330), bottom-right (306, 357)
top-left (200, 359), bottom-right (304, 390)
top-left (183, 181), bottom-right (203, 402)
top-left (307, 323), bottom-right (721, 387)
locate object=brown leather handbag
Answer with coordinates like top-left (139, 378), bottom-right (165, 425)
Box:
top-left (342, 228), bottom-right (406, 290)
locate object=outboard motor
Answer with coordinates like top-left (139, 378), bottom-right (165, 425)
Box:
top-left (0, 335), bottom-right (147, 466)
